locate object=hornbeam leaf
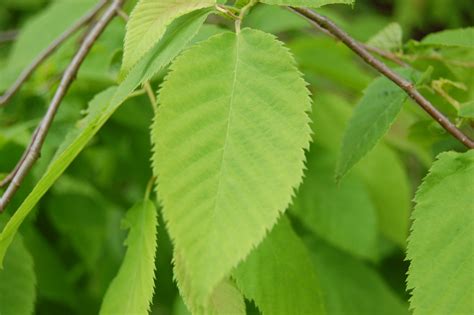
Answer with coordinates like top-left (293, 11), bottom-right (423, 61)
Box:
top-left (407, 150), bottom-right (474, 314)
top-left (100, 200), bottom-right (158, 315)
top-left (234, 217), bottom-right (325, 315)
top-left (421, 27), bottom-right (474, 49)
top-left (121, 0), bottom-right (215, 75)
top-left (260, 0), bottom-right (354, 7)
top-left (152, 28), bottom-right (312, 305)
top-left (336, 70), bottom-right (417, 181)
top-left (367, 23), bottom-right (403, 52)
top-left (0, 218), bottom-right (36, 315)
top-left (0, 8), bottom-right (208, 266)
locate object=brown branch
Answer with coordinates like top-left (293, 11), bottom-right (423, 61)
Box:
top-left (0, 0), bottom-right (108, 108)
top-left (0, 0), bottom-right (124, 213)
top-left (0, 30), bottom-right (19, 44)
top-left (289, 7), bottom-right (474, 149)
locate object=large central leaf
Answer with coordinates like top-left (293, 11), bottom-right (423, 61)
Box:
top-left (152, 28), bottom-right (311, 304)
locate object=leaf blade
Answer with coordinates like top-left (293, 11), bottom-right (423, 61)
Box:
top-left (121, 0), bottom-right (215, 75)
top-left (407, 150), bottom-right (474, 314)
top-left (152, 28), bottom-right (312, 304)
top-left (234, 217), bottom-right (325, 315)
top-left (100, 200), bottom-right (158, 315)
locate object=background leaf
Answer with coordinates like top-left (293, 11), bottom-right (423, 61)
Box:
top-left (421, 27), bottom-right (474, 48)
top-left (407, 150), bottom-right (474, 314)
top-left (152, 28), bottom-right (311, 305)
top-left (100, 200), bottom-right (158, 315)
top-left (308, 238), bottom-right (409, 315)
top-left (234, 217), bottom-right (325, 315)
top-left (0, 0), bottom-right (97, 90)
top-left (291, 150), bottom-right (378, 259)
top-left (0, 218), bottom-right (36, 315)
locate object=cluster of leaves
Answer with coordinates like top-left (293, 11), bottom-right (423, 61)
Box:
top-left (0, 0), bottom-right (473, 314)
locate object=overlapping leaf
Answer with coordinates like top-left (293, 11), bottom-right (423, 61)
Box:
top-left (234, 217), bottom-right (325, 315)
top-left (407, 150), bottom-right (474, 314)
top-left (336, 70), bottom-right (417, 180)
top-left (121, 0), bottom-right (215, 75)
top-left (100, 200), bottom-right (158, 315)
top-left (152, 28), bottom-right (312, 305)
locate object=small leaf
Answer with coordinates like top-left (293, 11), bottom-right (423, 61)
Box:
top-left (152, 28), bottom-right (312, 305)
top-left (260, 0), bottom-right (354, 7)
top-left (0, 218), bottom-right (36, 315)
top-left (121, 0), bottom-right (215, 75)
top-left (336, 69), bottom-right (417, 181)
top-left (421, 27), bottom-right (474, 48)
top-left (234, 217), bottom-right (325, 315)
top-left (407, 150), bottom-right (474, 315)
top-left (367, 23), bottom-right (403, 52)
top-left (100, 200), bottom-right (158, 315)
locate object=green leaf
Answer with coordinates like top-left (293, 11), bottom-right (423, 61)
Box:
top-left (0, 9), bottom-right (208, 266)
top-left (0, 218), bottom-right (36, 315)
top-left (421, 27), bottom-right (474, 48)
top-left (459, 100), bottom-right (474, 119)
top-left (313, 93), bottom-right (411, 248)
top-left (234, 217), bottom-right (325, 315)
top-left (260, 0), bottom-right (354, 7)
top-left (0, 0), bottom-right (97, 90)
top-left (309, 239), bottom-right (409, 315)
top-left (336, 70), bottom-right (415, 180)
top-left (291, 150), bottom-right (378, 259)
top-left (174, 250), bottom-right (246, 315)
top-left (121, 0), bottom-right (215, 75)
top-left (407, 150), bottom-right (474, 314)
top-left (114, 8), bottom-right (212, 100)
top-left (367, 23), bottom-right (403, 52)
top-left (152, 28), bottom-right (311, 304)
top-left (355, 145), bottom-right (410, 247)
top-left (100, 200), bottom-right (158, 315)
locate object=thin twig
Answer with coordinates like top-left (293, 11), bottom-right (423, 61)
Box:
top-left (0, 0), bottom-right (108, 108)
top-left (0, 30), bottom-right (19, 44)
top-left (289, 7), bottom-right (474, 149)
top-left (0, 0), bottom-right (124, 213)
top-left (0, 127), bottom-right (41, 188)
